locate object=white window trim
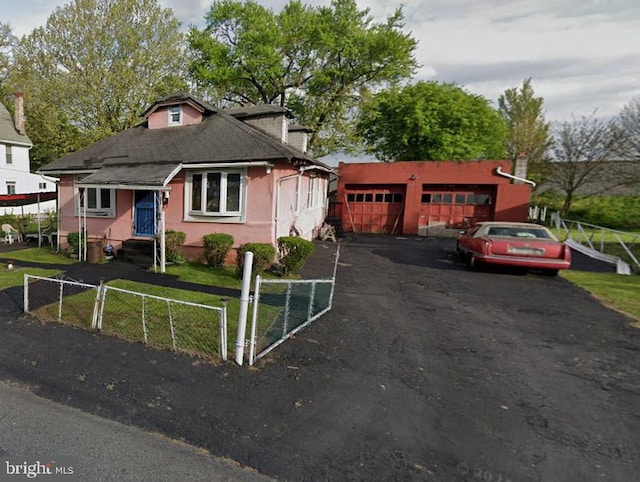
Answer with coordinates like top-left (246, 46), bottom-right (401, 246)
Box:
top-left (306, 176), bottom-right (325, 210)
top-left (168, 105), bottom-right (182, 126)
top-left (6, 145), bottom-right (12, 164)
top-left (184, 169), bottom-right (247, 223)
top-left (74, 176), bottom-right (116, 218)
top-left (6, 181), bottom-right (16, 195)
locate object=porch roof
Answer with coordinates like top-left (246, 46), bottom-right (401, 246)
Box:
top-left (75, 161), bottom-right (181, 189)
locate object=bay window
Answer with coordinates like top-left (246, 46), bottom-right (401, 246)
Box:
top-left (186, 170), bottom-right (245, 220)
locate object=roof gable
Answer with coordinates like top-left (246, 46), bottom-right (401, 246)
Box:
top-left (0, 103), bottom-right (32, 146)
top-left (141, 91), bottom-right (218, 119)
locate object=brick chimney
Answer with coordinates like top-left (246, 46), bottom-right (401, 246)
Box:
top-left (14, 92), bottom-right (25, 135)
top-left (513, 152), bottom-right (528, 183)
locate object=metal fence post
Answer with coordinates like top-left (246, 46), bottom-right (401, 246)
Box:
top-left (248, 275), bottom-right (262, 366)
top-left (221, 299), bottom-right (228, 361)
top-left (141, 295), bottom-right (148, 343)
top-left (329, 246), bottom-right (340, 309)
top-left (282, 281), bottom-right (292, 337)
top-left (307, 281), bottom-right (316, 322)
top-left (23, 274), bottom-right (29, 313)
top-left (92, 279), bottom-right (105, 330)
top-left (167, 300), bottom-right (177, 350)
top-left (58, 281), bottom-right (64, 322)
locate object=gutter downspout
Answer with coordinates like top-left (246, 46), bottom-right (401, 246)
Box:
top-left (495, 166), bottom-right (536, 187)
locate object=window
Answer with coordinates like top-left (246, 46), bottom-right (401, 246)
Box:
top-left (75, 176), bottom-right (115, 217)
top-left (307, 177), bottom-right (319, 209)
top-left (6, 145), bottom-right (12, 164)
top-left (6, 181), bottom-right (16, 195)
top-left (187, 170), bottom-right (244, 217)
top-left (168, 106), bottom-right (182, 125)
top-left (421, 193), bottom-right (431, 203)
top-left (39, 182), bottom-right (47, 190)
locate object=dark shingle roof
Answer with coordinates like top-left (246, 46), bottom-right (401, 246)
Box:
top-left (0, 103), bottom-right (32, 146)
top-left (39, 101), bottom-right (330, 186)
top-left (289, 124), bottom-right (312, 133)
top-left (226, 105), bottom-right (292, 119)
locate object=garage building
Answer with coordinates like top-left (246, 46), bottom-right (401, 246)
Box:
top-left (334, 158), bottom-right (532, 235)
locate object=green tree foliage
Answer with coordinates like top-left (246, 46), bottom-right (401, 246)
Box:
top-left (188, 0), bottom-right (417, 156)
top-left (8, 0), bottom-right (187, 170)
top-left (0, 22), bottom-right (16, 87)
top-left (356, 81), bottom-right (507, 161)
top-left (498, 78), bottom-right (552, 182)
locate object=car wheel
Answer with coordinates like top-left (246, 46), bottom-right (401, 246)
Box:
top-left (542, 269), bottom-right (559, 277)
top-left (467, 253), bottom-right (476, 268)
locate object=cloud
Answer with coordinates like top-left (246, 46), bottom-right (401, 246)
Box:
top-left (6, 0), bottom-right (640, 122)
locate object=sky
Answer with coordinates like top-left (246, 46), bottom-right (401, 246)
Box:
top-left (4, 0), bottom-right (640, 122)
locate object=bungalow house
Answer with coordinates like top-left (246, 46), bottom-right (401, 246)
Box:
top-left (0, 93), bottom-right (57, 217)
top-left (38, 92), bottom-right (331, 268)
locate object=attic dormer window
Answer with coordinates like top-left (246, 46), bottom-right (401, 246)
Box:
top-left (168, 105), bottom-right (182, 126)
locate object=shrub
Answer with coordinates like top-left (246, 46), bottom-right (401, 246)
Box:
top-left (164, 230), bottom-right (186, 264)
top-left (66, 232), bottom-right (80, 254)
top-left (277, 236), bottom-right (315, 276)
top-left (202, 233), bottom-right (234, 268)
top-left (235, 243), bottom-right (276, 279)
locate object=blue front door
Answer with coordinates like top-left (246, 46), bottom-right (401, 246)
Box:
top-left (134, 191), bottom-right (157, 237)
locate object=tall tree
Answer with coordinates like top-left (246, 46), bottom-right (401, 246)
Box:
top-left (356, 81), bottom-right (507, 161)
top-left (0, 22), bottom-right (16, 87)
top-left (8, 0), bottom-right (187, 169)
top-left (188, 0), bottom-right (417, 156)
top-left (616, 96), bottom-right (640, 161)
top-left (498, 78), bottom-right (552, 182)
top-left (550, 114), bottom-right (625, 215)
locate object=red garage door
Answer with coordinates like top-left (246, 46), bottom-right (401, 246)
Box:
top-left (344, 185), bottom-right (405, 233)
top-left (419, 185), bottom-right (495, 228)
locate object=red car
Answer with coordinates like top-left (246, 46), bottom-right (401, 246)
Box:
top-left (456, 221), bottom-right (571, 276)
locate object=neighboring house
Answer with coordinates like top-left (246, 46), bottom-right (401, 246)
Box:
top-left (38, 92), bottom-right (331, 264)
top-left (334, 157), bottom-right (532, 235)
top-left (0, 93), bottom-right (57, 216)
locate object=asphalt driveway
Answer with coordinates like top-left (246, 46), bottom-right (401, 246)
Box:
top-left (0, 236), bottom-right (638, 481)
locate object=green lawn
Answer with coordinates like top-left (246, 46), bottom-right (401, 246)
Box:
top-left (562, 270), bottom-right (640, 326)
top-left (1, 247), bottom-right (78, 265)
top-left (0, 265), bottom-right (64, 290)
top-left (161, 262), bottom-right (242, 289)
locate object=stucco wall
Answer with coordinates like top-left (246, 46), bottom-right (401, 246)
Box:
top-left (337, 160), bottom-right (531, 235)
top-left (56, 163), bottom-right (328, 259)
top-left (147, 104), bottom-right (203, 129)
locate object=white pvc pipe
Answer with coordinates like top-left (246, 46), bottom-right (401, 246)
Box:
top-left (235, 251), bottom-right (254, 365)
top-left (495, 166), bottom-right (536, 187)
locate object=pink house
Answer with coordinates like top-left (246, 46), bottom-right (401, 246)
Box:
top-left (39, 93), bottom-right (331, 268)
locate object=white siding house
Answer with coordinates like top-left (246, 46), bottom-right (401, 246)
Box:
top-left (0, 95), bottom-right (57, 216)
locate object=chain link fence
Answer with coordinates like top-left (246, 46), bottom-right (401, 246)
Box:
top-left (248, 247), bottom-right (340, 364)
top-left (23, 275), bottom-right (227, 361)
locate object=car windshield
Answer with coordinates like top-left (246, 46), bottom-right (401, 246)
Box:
top-left (486, 226), bottom-right (553, 239)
